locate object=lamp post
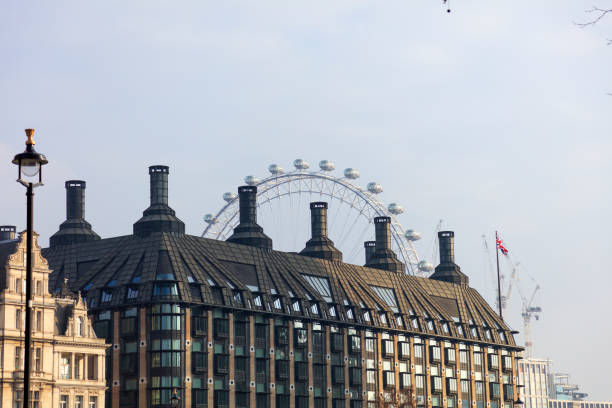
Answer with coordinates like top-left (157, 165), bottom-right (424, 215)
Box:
top-left (12, 129), bottom-right (48, 408)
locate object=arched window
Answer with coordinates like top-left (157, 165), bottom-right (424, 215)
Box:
top-left (77, 317), bottom-right (84, 337)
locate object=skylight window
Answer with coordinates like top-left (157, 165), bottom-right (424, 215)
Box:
top-left (300, 274), bottom-right (333, 303)
top-left (369, 286), bottom-right (399, 313)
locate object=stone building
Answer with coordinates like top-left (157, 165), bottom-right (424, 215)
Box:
top-left (0, 227), bottom-right (108, 408)
top-left (41, 166), bottom-right (523, 408)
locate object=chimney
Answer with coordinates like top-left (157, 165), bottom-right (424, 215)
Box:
top-left (429, 231), bottom-right (469, 285)
top-left (365, 217), bottom-right (404, 273)
top-left (133, 165), bottom-right (185, 237)
top-left (300, 202), bottom-right (342, 261)
top-left (0, 225), bottom-right (16, 241)
top-left (364, 241), bottom-right (376, 264)
top-left (149, 165), bottom-right (169, 206)
top-left (49, 180), bottom-right (101, 247)
top-left (310, 202), bottom-right (328, 238)
top-left (226, 186), bottom-right (272, 250)
top-left (66, 180), bottom-right (86, 220)
top-left (438, 231), bottom-right (455, 264)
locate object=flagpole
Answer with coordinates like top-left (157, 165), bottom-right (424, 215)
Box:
top-left (495, 231), bottom-right (503, 320)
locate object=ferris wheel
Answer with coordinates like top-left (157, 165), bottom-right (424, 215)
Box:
top-left (202, 159), bottom-right (435, 277)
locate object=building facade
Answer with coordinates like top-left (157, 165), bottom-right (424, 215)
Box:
top-left (0, 228), bottom-right (108, 408)
top-left (40, 166), bottom-right (524, 408)
top-left (518, 359), bottom-right (550, 408)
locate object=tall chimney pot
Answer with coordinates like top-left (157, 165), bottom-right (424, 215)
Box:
top-left (300, 202), bottom-right (342, 261)
top-left (226, 186), bottom-right (272, 250)
top-left (149, 165), bottom-right (169, 206)
top-left (66, 180), bottom-right (86, 220)
top-left (429, 230), bottom-right (469, 285)
top-left (49, 180), bottom-right (101, 247)
top-left (133, 165), bottom-right (185, 237)
top-left (365, 217), bottom-right (404, 273)
top-left (364, 241), bottom-right (376, 263)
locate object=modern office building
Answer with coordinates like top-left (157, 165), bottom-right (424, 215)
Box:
top-left (518, 359), bottom-right (550, 408)
top-left (0, 227), bottom-right (108, 408)
top-left (547, 372), bottom-right (612, 408)
top-left (40, 165), bottom-right (523, 408)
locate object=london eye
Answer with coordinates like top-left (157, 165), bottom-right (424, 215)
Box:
top-left (202, 159), bottom-right (435, 276)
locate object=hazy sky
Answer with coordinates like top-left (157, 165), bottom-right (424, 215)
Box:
top-left (2, 0), bottom-right (611, 398)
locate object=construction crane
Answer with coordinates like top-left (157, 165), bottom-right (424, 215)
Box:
top-left (429, 220), bottom-right (444, 265)
top-left (482, 234), bottom-right (542, 357)
top-left (519, 284), bottom-right (541, 358)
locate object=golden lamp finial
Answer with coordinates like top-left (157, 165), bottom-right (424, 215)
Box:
top-left (25, 129), bottom-right (35, 146)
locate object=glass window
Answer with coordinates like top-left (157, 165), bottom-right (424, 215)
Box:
top-left (60, 353), bottom-right (72, 379)
top-left (89, 396), bottom-right (97, 408)
top-left (60, 395), bottom-right (69, 408)
top-left (101, 290), bottom-right (113, 303)
top-left (127, 287), bottom-right (139, 299)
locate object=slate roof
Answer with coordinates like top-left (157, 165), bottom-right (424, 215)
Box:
top-left (42, 231), bottom-right (518, 348)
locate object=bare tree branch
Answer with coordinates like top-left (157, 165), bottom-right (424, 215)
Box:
top-left (574, 6), bottom-right (612, 28)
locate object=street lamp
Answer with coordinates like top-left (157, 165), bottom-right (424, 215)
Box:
top-left (12, 129), bottom-right (47, 408)
top-left (170, 388), bottom-right (181, 407)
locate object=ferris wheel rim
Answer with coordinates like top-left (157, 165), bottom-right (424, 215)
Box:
top-left (201, 167), bottom-right (423, 275)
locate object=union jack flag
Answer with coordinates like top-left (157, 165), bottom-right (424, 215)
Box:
top-left (496, 237), bottom-right (509, 255)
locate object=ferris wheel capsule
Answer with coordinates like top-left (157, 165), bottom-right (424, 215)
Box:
top-left (222, 192), bottom-right (237, 203)
top-left (319, 160), bottom-right (335, 171)
top-left (418, 260), bottom-right (434, 272)
top-left (404, 229), bottom-right (422, 241)
top-left (367, 182), bottom-right (383, 194)
top-left (244, 175), bottom-right (260, 186)
top-left (204, 214), bottom-right (217, 224)
top-left (388, 203), bottom-right (404, 215)
top-left (293, 159), bottom-right (310, 170)
top-left (344, 168), bottom-right (360, 179)
top-left (268, 164), bottom-right (284, 175)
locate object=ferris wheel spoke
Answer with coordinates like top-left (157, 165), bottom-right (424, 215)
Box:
top-left (347, 221), bottom-right (373, 264)
top-left (202, 162), bottom-right (422, 275)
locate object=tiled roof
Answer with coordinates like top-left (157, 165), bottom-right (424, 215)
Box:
top-left (42, 231), bottom-right (518, 348)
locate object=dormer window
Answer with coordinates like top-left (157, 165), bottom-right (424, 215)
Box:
top-left (101, 290), bottom-right (113, 303)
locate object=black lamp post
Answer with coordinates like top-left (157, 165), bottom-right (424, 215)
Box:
top-left (170, 388), bottom-right (181, 407)
top-left (12, 129), bottom-right (47, 408)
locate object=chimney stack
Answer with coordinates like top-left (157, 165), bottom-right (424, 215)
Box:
top-left (429, 231), bottom-right (469, 285)
top-left (66, 180), bottom-right (86, 220)
top-left (300, 202), bottom-right (342, 261)
top-left (133, 165), bottom-right (185, 237)
top-left (364, 241), bottom-right (376, 264)
top-left (226, 186), bottom-right (272, 250)
top-left (50, 180), bottom-right (101, 247)
top-left (438, 231), bottom-right (455, 264)
top-left (0, 225), bottom-right (16, 241)
top-left (149, 165), bottom-right (169, 206)
top-left (365, 217), bottom-right (404, 273)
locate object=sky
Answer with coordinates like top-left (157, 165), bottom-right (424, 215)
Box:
top-left (1, 0), bottom-right (611, 399)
